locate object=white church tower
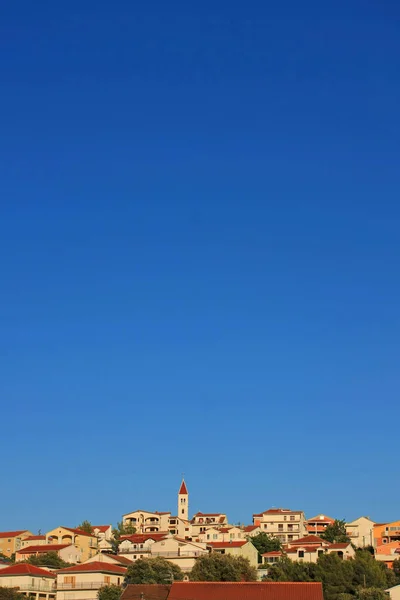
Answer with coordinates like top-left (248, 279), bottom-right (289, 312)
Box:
top-left (178, 479), bottom-right (189, 521)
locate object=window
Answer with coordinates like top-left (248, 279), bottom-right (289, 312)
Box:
top-left (264, 524), bottom-right (268, 530)
top-left (182, 509), bottom-right (185, 514)
top-left (207, 535), bottom-right (210, 540)
top-left (284, 516), bottom-right (287, 521)
top-left (104, 577), bottom-right (111, 585)
top-left (213, 534), bottom-right (218, 540)
top-left (117, 578), bottom-right (121, 585)
top-left (133, 555), bottom-right (137, 559)
top-left (298, 551), bottom-right (304, 558)
top-left (290, 516), bottom-right (295, 521)
top-left (278, 525), bottom-right (283, 531)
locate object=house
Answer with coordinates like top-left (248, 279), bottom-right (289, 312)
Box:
top-left (253, 508), bottom-right (307, 544)
top-left (56, 561), bottom-right (126, 600)
top-left (15, 543), bottom-right (82, 564)
top-left (261, 536), bottom-right (355, 565)
top-left (207, 540), bottom-right (259, 568)
top-left (45, 527), bottom-right (98, 561)
top-left (387, 584), bottom-right (400, 600)
top-left (92, 526), bottom-right (112, 540)
top-left (379, 521), bottom-right (400, 546)
top-left (261, 550), bottom-right (283, 565)
top-left (198, 526), bottom-right (245, 544)
top-left (118, 533), bottom-right (169, 559)
top-left (306, 515), bottom-right (334, 536)
top-left (243, 525), bottom-right (261, 537)
top-left (375, 541), bottom-right (400, 569)
top-left (149, 537), bottom-right (208, 572)
top-left (121, 581), bottom-right (324, 600)
top-left (0, 530), bottom-right (33, 558)
top-left (190, 513), bottom-right (228, 539)
top-left (346, 517), bottom-right (375, 548)
top-left (21, 535), bottom-right (47, 548)
top-left (0, 562), bottom-right (56, 600)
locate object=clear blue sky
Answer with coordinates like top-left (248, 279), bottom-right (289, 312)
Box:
top-left (1, 0), bottom-right (399, 533)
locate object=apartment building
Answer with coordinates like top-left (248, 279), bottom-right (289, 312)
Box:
top-left (16, 544), bottom-right (82, 564)
top-left (45, 527), bottom-right (98, 562)
top-left (253, 508), bottom-right (307, 544)
top-left (0, 563), bottom-right (56, 600)
top-left (346, 517), bottom-right (375, 548)
top-left (306, 514), bottom-right (334, 536)
top-left (0, 530), bottom-right (32, 558)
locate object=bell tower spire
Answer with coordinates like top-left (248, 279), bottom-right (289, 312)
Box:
top-left (178, 478), bottom-right (189, 521)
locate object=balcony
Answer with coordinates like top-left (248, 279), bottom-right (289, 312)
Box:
top-left (16, 585), bottom-right (56, 592)
top-left (58, 583), bottom-right (121, 590)
top-left (151, 551), bottom-right (204, 558)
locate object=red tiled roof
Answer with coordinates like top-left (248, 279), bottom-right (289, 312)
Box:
top-left (193, 512), bottom-right (225, 517)
top-left (178, 480), bottom-right (188, 495)
top-left (23, 535), bottom-right (46, 541)
top-left (121, 533), bottom-right (168, 543)
top-left (17, 544), bottom-right (70, 554)
top-left (307, 515), bottom-right (334, 524)
top-left (207, 541), bottom-right (247, 548)
top-left (0, 530), bottom-right (30, 539)
top-left (253, 509), bottom-right (303, 517)
top-left (329, 543), bottom-right (351, 549)
top-left (290, 535), bottom-right (326, 545)
top-left (121, 585), bottom-right (171, 600)
top-left (92, 525), bottom-right (111, 533)
top-left (243, 525), bottom-right (259, 532)
top-left (168, 582), bottom-right (324, 600)
top-left (0, 563), bottom-right (56, 578)
top-left (62, 526), bottom-right (95, 537)
top-left (262, 551), bottom-right (283, 556)
top-left (57, 561), bottom-right (127, 574)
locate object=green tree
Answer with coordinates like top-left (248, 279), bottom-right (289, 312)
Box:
top-left (77, 521), bottom-right (94, 534)
top-left (98, 585), bottom-right (122, 600)
top-left (190, 553), bottom-right (257, 582)
top-left (110, 521), bottom-right (137, 553)
top-left (249, 533), bottom-right (282, 563)
top-left (0, 590), bottom-right (25, 600)
top-left (28, 551), bottom-right (70, 569)
top-left (392, 558), bottom-right (400, 583)
top-left (321, 520), bottom-right (351, 544)
top-left (125, 557), bottom-right (184, 584)
top-left (356, 589), bottom-right (389, 600)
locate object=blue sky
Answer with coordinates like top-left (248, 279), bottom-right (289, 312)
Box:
top-left (1, 0), bottom-right (399, 533)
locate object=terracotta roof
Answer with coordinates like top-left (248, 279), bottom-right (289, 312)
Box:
top-left (262, 551), bottom-right (283, 556)
top-left (193, 512), bottom-right (225, 517)
top-left (0, 530), bottom-right (30, 539)
top-left (307, 515), bottom-right (334, 523)
top-left (23, 535), bottom-right (46, 541)
top-left (329, 543), bottom-right (351, 549)
top-left (57, 561), bottom-right (127, 574)
top-left (121, 585), bottom-right (171, 600)
top-left (0, 563), bottom-right (56, 578)
top-left (290, 535), bottom-right (326, 545)
top-left (253, 509), bottom-right (303, 517)
top-left (243, 525), bottom-right (259, 532)
top-left (106, 554), bottom-right (133, 566)
top-left (121, 533), bottom-right (168, 544)
top-left (179, 480), bottom-right (188, 495)
top-left (207, 541), bottom-right (247, 548)
top-left (168, 582), bottom-right (324, 600)
top-left (62, 526), bottom-right (96, 537)
top-left (93, 525), bottom-right (111, 533)
top-left (17, 544), bottom-right (71, 554)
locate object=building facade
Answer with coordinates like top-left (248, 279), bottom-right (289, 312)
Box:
top-left (253, 508), bottom-right (307, 544)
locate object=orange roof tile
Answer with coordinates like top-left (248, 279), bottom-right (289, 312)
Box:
top-left (207, 541), bottom-right (247, 548)
top-left (0, 530), bottom-right (30, 539)
top-left (169, 582), bottom-right (324, 600)
top-left (17, 544), bottom-right (71, 553)
top-left (0, 564), bottom-right (56, 578)
top-left (57, 561), bottom-right (127, 574)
